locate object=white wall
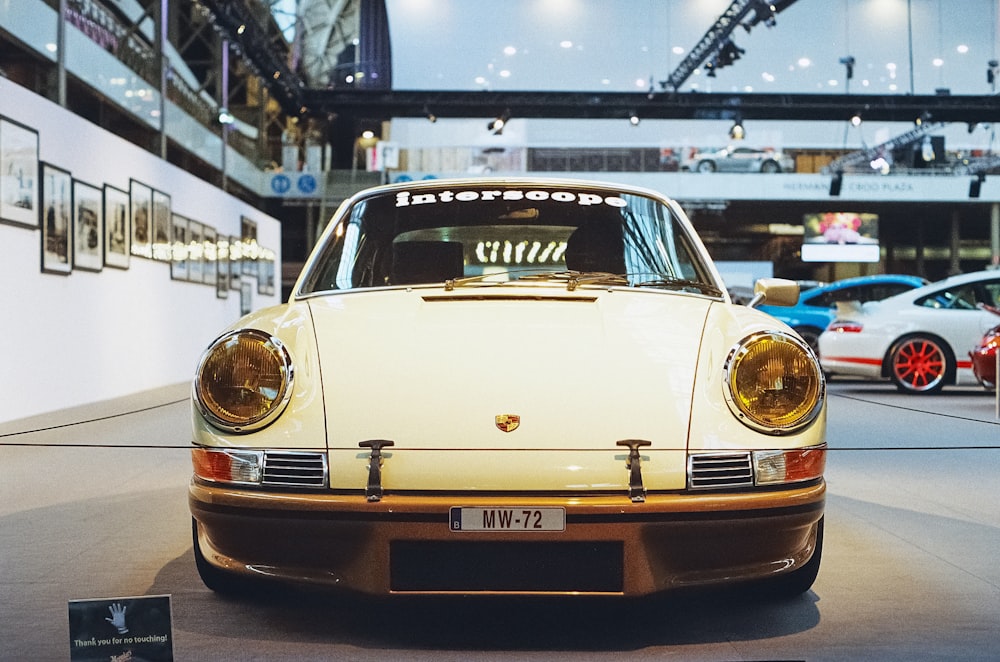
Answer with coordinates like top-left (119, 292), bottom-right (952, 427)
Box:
top-left (0, 80), bottom-right (282, 423)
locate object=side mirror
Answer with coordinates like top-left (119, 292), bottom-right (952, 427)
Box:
top-left (748, 278), bottom-right (799, 308)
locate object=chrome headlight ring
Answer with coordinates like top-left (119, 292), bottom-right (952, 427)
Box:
top-left (723, 330), bottom-right (825, 435)
top-left (194, 329), bottom-right (294, 433)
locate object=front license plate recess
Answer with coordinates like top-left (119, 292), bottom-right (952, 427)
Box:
top-left (450, 507), bottom-right (565, 532)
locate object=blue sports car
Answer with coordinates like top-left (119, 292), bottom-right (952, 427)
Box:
top-left (757, 274), bottom-right (929, 352)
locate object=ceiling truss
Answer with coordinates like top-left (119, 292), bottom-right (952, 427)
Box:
top-left (299, 89), bottom-right (1000, 125)
top-left (198, 0), bottom-right (1000, 127)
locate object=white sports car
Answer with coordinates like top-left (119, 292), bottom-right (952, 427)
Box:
top-left (819, 270), bottom-right (1000, 394)
top-left (189, 178), bottom-right (827, 598)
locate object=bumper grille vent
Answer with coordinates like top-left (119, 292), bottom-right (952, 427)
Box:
top-left (262, 451), bottom-right (327, 488)
top-left (689, 452), bottom-right (754, 489)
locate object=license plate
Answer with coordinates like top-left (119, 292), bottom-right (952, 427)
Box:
top-left (449, 507), bottom-right (565, 532)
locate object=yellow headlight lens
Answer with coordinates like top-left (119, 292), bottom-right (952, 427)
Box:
top-left (725, 332), bottom-right (824, 433)
top-left (194, 329), bottom-right (293, 432)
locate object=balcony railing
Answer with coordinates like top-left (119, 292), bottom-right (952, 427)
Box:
top-left (65, 0), bottom-right (266, 166)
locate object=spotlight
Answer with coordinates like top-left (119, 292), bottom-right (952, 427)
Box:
top-left (829, 172), bottom-right (843, 196)
top-left (629, 111), bottom-right (640, 126)
top-left (423, 105), bottom-right (436, 123)
top-left (850, 113), bottom-right (862, 127)
top-left (839, 56), bottom-right (855, 80)
top-left (217, 107), bottom-right (235, 125)
top-left (970, 174), bottom-right (985, 198)
top-left (488, 109), bottom-right (511, 135)
top-left (914, 111), bottom-right (932, 126)
top-left (729, 120), bottom-right (745, 140)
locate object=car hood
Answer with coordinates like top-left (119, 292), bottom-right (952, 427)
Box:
top-left (309, 287), bottom-right (710, 452)
top-left (306, 287), bottom-right (712, 492)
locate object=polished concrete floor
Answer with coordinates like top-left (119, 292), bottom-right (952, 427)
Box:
top-left (2, 380), bottom-right (999, 661)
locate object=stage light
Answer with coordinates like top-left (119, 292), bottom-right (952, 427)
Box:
top-left (629, 111), bottom-right (640, 126)
top-left (829, 172), bottom-right (843, 196)
top-left (488, 110), bottom-right (511, 135)
top-left (839, 56), bottom-right (855, 80)
top-left (729, 120), bottom-right (745, 140)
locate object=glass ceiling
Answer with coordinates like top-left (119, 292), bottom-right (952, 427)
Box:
top-left (362, 0), bottom-right (998, 96)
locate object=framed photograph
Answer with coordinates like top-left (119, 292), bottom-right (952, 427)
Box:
top-left (257, 248), bottom-right (276, 296)
top-left (216, 236), bottom-right (230, 299)
top-left (72, 179), bottom-right (103, 272)
top-left (240, 216), bottom-right (258, 276)
top-left (0, 118), bottom-right (40, 227)
top-left (151, 189), bottom-right (172, 261)
top-left (240, 280), bottom-right (252, 315)
top-left (188, 220), bottom-right (204, 283)
top-left (40, 162), bottom-right (72, 274)
top-left (169, 213), bottom-right (189, 281)
top-left (203, 225), bottom-right (218, 286)
top-left (103, 184), bottom-right (130, 269)
top-left (129, 179), bottom-right (152, 259)
top-left (228, 234), bottom-right (241, 290)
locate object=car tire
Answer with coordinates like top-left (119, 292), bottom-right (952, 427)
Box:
top-left (192, 518), bottom-right (250, 594)
top-left (696, 160), bottom-right (716, 173)
top-left (760, 160), bottom-right (782, 173)
top-left (757, 517), bottom-right (824, 598)
top-left (888, 334), bottom-right (952, 394)
top-left (793, 325), bottom-right (824, 355)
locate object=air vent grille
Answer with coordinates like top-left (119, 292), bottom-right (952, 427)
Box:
top-left (262, 451), bottom-right (327, 488)
top-left (689, 452), bottom-right (754, 489)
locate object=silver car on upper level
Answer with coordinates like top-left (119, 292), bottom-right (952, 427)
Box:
top-left (682, 146), bottom-right (795, 173)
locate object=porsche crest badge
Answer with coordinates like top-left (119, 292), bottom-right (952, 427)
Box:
top-left (495, 414), bottom-right (520, 433)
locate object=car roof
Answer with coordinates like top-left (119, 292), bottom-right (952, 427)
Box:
top-left (865, 269), bottom-right (1000, 306)
top-left (800, 273), bottom-right (927, 299)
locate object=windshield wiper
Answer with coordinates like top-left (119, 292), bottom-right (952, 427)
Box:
top-left (447, 270), bottom-right (626, 291)
top-left (517, 271), bottom-right (629, 291)
top-left (633, 276), bottom-right (723, 297)
top-left (446, 270), bottom-right (720, 296)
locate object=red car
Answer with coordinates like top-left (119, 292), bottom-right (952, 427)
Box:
top-left (970, 306), bottom-right (1000, 390)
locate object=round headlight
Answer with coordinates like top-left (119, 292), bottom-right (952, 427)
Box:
top-left (724, 331), bottom-right (824, 434)
top-left (194, 329), bottom-right (293, 433)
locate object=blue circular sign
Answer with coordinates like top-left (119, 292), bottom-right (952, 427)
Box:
top-left (270, 174), bottom-right (291, 194)
top-left (297, 174), bottom-right (318, 194)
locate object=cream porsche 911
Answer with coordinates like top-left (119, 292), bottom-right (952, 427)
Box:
top-left (189, 178), bottom-right (827, 598)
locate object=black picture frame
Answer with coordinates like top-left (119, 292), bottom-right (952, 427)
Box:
top-left (103, 184), bottom-right (130, 269)
top-left (40, 162), bottom-right (72, 275)
top-left (228, 233), bottom-right (241, 290)
top-left (203, 225), bottom-right (218, 286)
top-left (216, 236), bottom-right (230, 299)
top-left (72, 179), bottom-right (103, 272)
top-left (188, 220), bottom-right (204, 283)
top-left (257, 248), bottom-right (276, 296)
top-left (240, 216), bottom-right (258, 277)
top-left (151, 189), bottom-right (172, 261)
top-left (240, 280), bottom-right (252, 315)
top-left (0, 117), bottom-right (40, 228)
top-left (170, 213), bottom-right (189, 281)
top-left (129, 179), bottom-right (152, 259)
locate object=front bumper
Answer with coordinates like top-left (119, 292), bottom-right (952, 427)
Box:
top-left (190, 481), bottom-right (825, 596)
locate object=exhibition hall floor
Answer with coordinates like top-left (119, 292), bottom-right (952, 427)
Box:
top-left (2, 381), bottom-right (999, 661)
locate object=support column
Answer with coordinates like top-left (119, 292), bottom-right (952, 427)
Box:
top-left (157, 0), bottom-right (168, 159)
top-left (949, 210), bottom-right (961, 275)
top-left (915, 218), bottom-right (925, 277)
top-left (991, 203), bottom-right (1000, 269)
top-left (56, 0), bottom-right (66, 106)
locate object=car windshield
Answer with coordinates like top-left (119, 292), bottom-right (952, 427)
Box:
top-left (297, 182), bottom-right (720, 296)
